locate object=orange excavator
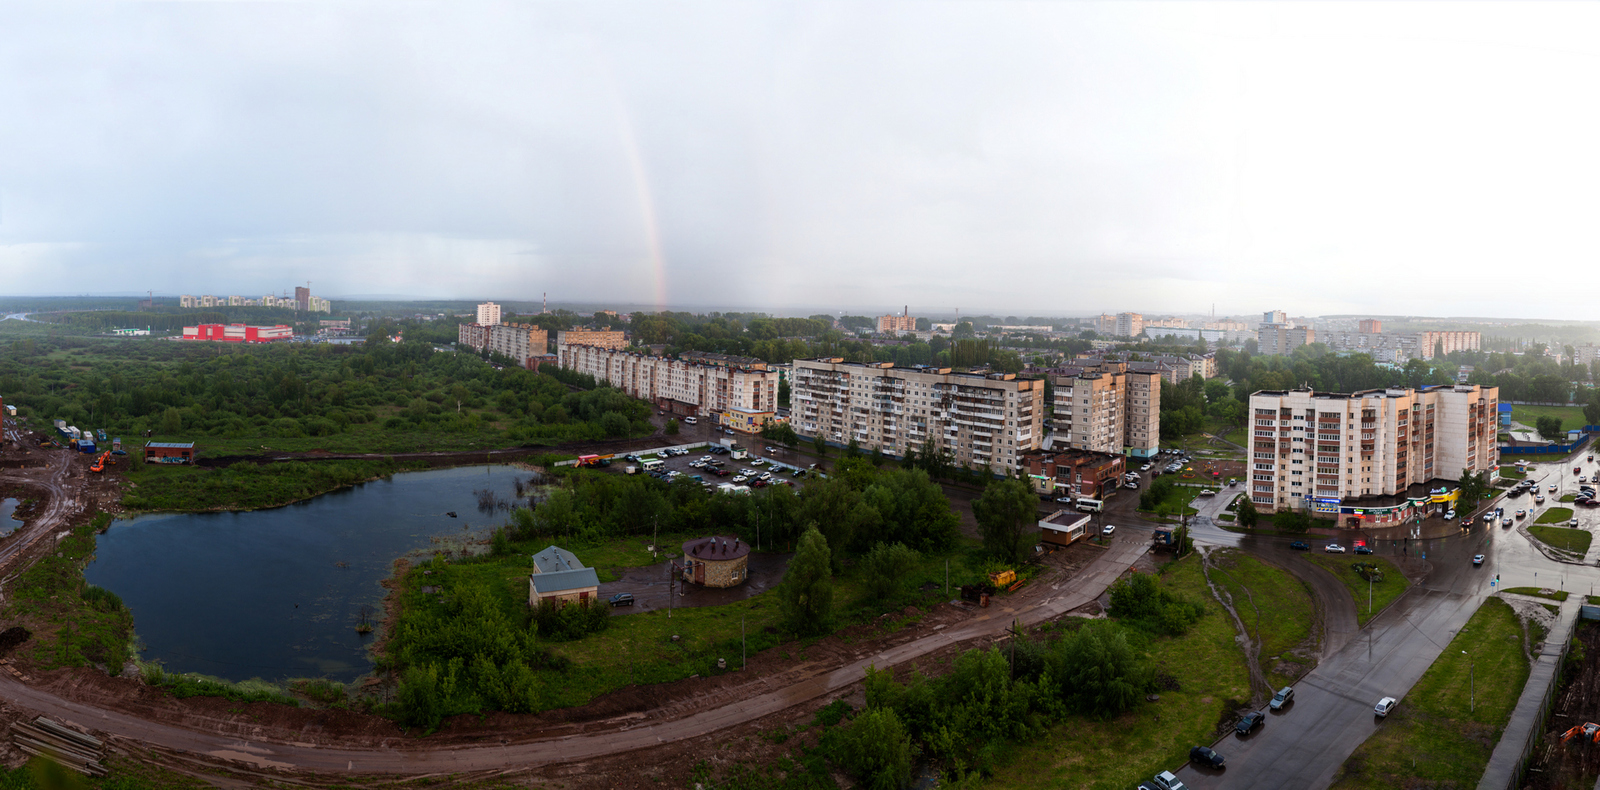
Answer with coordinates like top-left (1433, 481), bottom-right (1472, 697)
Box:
top-left (1561, 722), bottom-right (1600, 745)
top-left (89, 451), bottom-right (111, 473)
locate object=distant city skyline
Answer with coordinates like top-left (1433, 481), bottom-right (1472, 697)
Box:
top-left (3, 3), bottom-right (1597, 318)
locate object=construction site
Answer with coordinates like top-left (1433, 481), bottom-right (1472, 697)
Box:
top-left (1523, 620), bottom-right (1600, 789)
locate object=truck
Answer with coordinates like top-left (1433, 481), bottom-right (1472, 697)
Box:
top-left (1152, 527), bottom-right (1175, 547)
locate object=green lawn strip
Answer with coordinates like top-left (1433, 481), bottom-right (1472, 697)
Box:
top-left (1588, 595), bottom-right (1600, 605)
top-left (1330, 598), bottom-right (1531, 789)
top-left (1561, 494), bottom-right (1576, 503)
top-left (1498, 467), bottom-right (1527, 480)
top-left (1206, 551), bottom-right (1316, 690)
top-left (1509, 404), bottom-right (1588, 433)
top-left (4, 513), bottom-right (135, 675)
top-left (981, 555), bottom-right (1254, 790)
top-left (1300, 554), bottom-right (1410, 628)
top-left (1525, 526), bottom-right (1592, 555)
top-left (1535, 507), bottom-right (1575, 524)
top-left (1499, 586), bottom-right (1570, 602)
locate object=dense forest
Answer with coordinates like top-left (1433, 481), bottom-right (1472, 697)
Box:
top-left (0, 335), bottom-right (652, 454)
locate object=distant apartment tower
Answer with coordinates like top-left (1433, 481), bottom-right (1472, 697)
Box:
top-left (1094, 314), bottom-right (1117, 336)
top-left (790, 359), bottom-right (1044, 474)
top-left (877, 307), bottom-right (917, 334)
top-left (555, 330), bottom-right (627, 354)
top-left (295, 286), bottom-right (310, 312)
top-left (1115, 313), bottom-right (1144, 338)
top-left (1145, 316), bottom-right (1189, 329)
top-left (558, 345), bottom-right (780, 418)
top-left (1257, 325), bottom-right (1315, 356)
top-left (180, 295), bottom-right (197, 308)
top-left (1247, 385), bottom-right (1499, 519)
top-left (1263, 310), bottom-right (1288, 326)
top-left (459, 322), bottom-right (547, 366)
top-left (1358, 319), bottom-right (1383, 333)
top-left (476, 302), bottom-right (502, 326)
top-left (1415, 331), bottom-right (1480, 359)
top-left (1050, 362), bottom-right (1161, 459)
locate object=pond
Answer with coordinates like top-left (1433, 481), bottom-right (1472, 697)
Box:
top-left (85, 465), bottom-right (533, 683)
top-left (0, 498), bottom-right (21, 537)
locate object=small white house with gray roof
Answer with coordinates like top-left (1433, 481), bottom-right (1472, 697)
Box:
top-left (527, 545), bottom-right (600, 608)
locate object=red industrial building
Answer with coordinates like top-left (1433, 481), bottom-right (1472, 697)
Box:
top-left (181, 324), bottom-right (294, 343)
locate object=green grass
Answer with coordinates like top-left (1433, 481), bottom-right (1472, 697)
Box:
top-left (1301, 553), bottom-right (1410, 628)
top-left (1535, 506), bottom-right (1576, 524)
top-left (1509, 404), bottom-right (1587, 434)
top-left (1561, 494), bottom-right (1577, 502)
top-left (1500, 586), bottom-right (1571, 602)
top-left (389, 532), bottom-right (995, 713)
top-left (1526, 526), bottom-right (1592, 555)
top-left (1206, 550), bottom-right (1316, 690)
top-left (1498, 467), bottom-right (1527, 479)
top-left (4, 513), bottom-right (134, 674)
top-left (981, 555), bottom-right (1253, 790)
top-left (122, 457), bottom-right (428, 511)
top-left (1330, 598), bottom-right (1531, 789)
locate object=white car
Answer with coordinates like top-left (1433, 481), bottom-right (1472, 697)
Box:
top-left (1102, 524), bottom-right (1116, 536)
top-left (1325, 544), bottom-right (1346, 553)
top-left (751, 458), bottom-right (765, 466)
top-left (1536, 495), bottom-right (1545, 504)
top-left (1140, 463), bottom-right (1152, 471)
top-left (732, 475), bottom-right (748, 483)
top-left (1550, 484), bottom-right (1559, 493)
top-left (1374, 697), bottom-right (1398, 717)
top-left (1200, 489), bottom-right (1216, 497)
top-left (1444, 509), bottom-right (1456, 520)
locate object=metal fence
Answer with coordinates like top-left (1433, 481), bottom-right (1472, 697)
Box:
top-left (1495, 609), bottom-right (1584, 790)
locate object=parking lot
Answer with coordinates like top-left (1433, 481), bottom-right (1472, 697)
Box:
top-left (609, 441), bottom-right (815, 492)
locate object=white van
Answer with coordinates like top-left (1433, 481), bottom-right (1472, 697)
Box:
top-left (683, 416), bottom-right (697, 425)
top-left (1075, 498), bottom-right (1104, 513)
top-left (641, 459), bottom-right (665, 472)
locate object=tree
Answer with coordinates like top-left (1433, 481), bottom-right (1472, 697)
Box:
top-left (1274, 510), bottom-right (1311, 533)
top-left (836, 707), bottom-right (913, 790)
top-left (1050, 620), bottom-right (1150, 718)
top-left (860, 542), bottom-right (919, 600)
top-left (1235, 496), bottom-right (1258, 529)
top-left (813, 434), bottom-right (829, 456)
top-left (780, 526), bottom-right (834, 636)
top-left (1537, 415), bottom-right (1564, 441)
top-left (159, 407), bottom-right (182, 435)
top-left (664, 418), bottom-right (679, 435)
top-left (1456, 469), bottom-right (1489, 511)
top-left (973, 478), bottom-right (1037, 565)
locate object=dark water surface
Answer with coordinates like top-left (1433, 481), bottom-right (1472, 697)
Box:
top-left (0, 498), bottom-right (20, 537)
top-left (85, 465), bottom-right (528, 682)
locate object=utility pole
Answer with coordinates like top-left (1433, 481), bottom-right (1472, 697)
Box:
top-left (742, 615), bottom-right (746, 669)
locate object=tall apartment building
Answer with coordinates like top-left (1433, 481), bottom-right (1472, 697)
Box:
top-left (1319, 330), bottom-right (1480, 362)
top-left (1358, 319), bottom-right (1383, 333)
top-left (877, 308), bottom-right (917, 334)
top-left (1415, 331), bottom-right (1480, 358)
top-left (1115, 312), bottom-right (1144, 338)
top-left (1145, 316), bottom-right (1190, 329)
top-left (1050, 363), bottom-right (1161, 458)
top-left (555, 329), bottom-right (627, 353)
top-left (1257, 325), bottom-right (1315, 356)
top-left (1203, 319), bottom-right (1250, 332)
top-left (791, 359), bottom-right (1044, 474)
top-left (295, 286), bottom-right (311, 312)
top-left (558, 344), bottom-right (779, 417)
top-left (1246, 385), bottom-right (1499, 521)
top-left (1094, 314), bottom-right (1117, 336)
top-left (476, 302), bottom-right (502, 326)
top-left (1263, 310), bottom-right (1288, 326)
top-left (459, 322), bottom-right (548, 366)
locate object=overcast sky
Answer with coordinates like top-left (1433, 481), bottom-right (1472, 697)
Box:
top-left (2, 2), bottom-right (1597, 318)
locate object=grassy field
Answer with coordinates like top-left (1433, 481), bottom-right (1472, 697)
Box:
top-left (1501, 586), bottom-right (1570, 602)
top-left (1301, 553), bottom-right (1410, 628)
top-left (4, 513), bottom-right (134, 675)
top-left (1206, 550), bottom-right (1317, 690)
top-left (1536, 506), bottom-right (1576, 524)
top-left (1330, 597), bottom-right (1531, 789)
top-left (1527, 526), bottom-right (1592, 555)
top-left (1499, 467), bottom-right (1527, 480)
top-left (982, 555), bottom-right (1255, 790)
top-left (389, 531), bottom-right (997, 712)
top-left (121, 457), bottom-right (430, 512)
top-left (1509, 404), bottom-right (1588, 432)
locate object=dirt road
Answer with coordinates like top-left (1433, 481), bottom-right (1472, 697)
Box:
top-left (0, 441), bottom-right (82, 585)
top-left (0, 533), bottom-right (1150, 778)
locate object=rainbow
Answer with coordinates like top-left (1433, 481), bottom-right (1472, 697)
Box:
top-left (609, 89), bottom-right (669, 313)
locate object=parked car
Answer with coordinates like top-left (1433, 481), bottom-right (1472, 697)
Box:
top-left (1103, 524), bottom-right (1117, 536)
top-left (1354, 545), bottom-right (1373, 555)
top-left (1325, 543), bottom-right (1346, 553)
top-left (1140, 463), bottom-right (1153, 471)
top-left (1374, 697), bottom-right (1399, 717)
top-left (1473, 554), bottom-right (1484, 566)
top-left (1236, 711), bottom-right (1264, 735)
top-left (609, 593), bottom-right (634, 607)
top-left (1149, 771), bottom-right (1189, 790)
top-left (1290, 541), bottom-right (1310, 551)
top-left (1444, 509), bottom-right (1456, 519)
top-left (1124, 481), bottom-right (1138, 489)
top-left (1200, 489), bottom-right (1215, 497)
top-left (1270, 686), bottom-right (1295, 710)
top-left (1189, 745), bottom-right (1225, 768)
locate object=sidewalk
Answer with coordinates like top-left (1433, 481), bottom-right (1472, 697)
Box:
top-left (1476, 597), bottom-right (1581, 790)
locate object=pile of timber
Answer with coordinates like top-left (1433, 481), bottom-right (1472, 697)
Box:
top-left (10, 717), bottom-right (106, 776)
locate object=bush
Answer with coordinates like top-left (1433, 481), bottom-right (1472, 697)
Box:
top-left (835, 708), bottom-right (913, 790)
top-left (1108, 573), bottom-right (1205, 635)
top-left (530, 598), bottom-right (611, 641)
top-left (859, 542), bottom-right (919, 601)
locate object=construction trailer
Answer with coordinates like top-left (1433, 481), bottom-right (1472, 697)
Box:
top-left (143, 442), bottom-right (195, 464)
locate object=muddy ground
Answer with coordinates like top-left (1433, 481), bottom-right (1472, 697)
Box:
top-left (1523, 620), bottom-right (1600, 789)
